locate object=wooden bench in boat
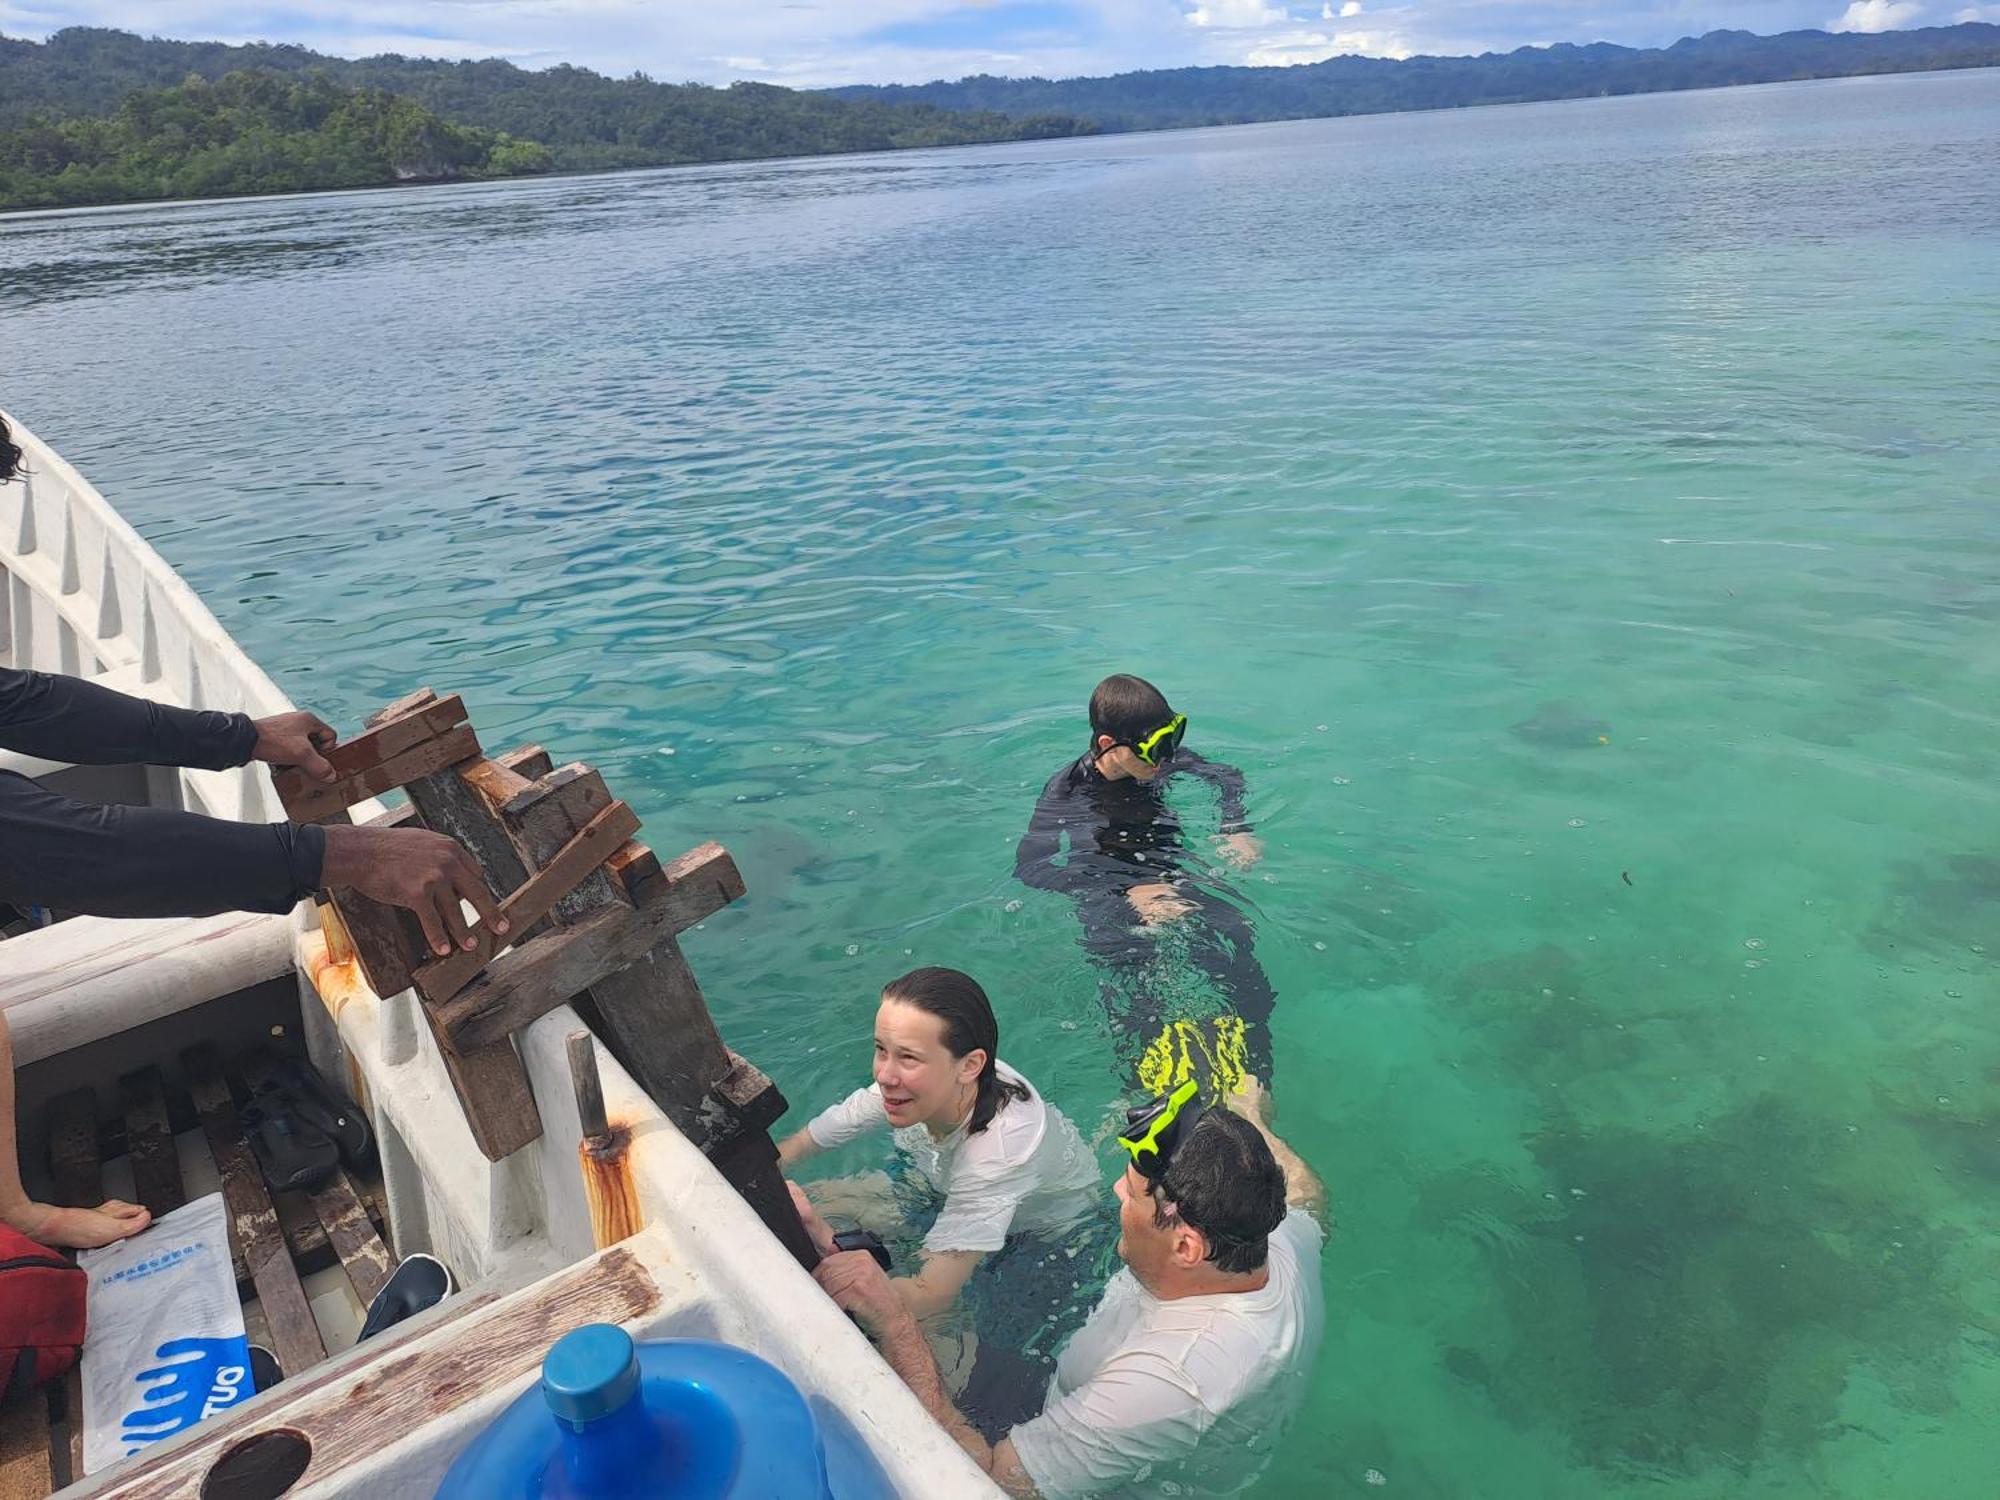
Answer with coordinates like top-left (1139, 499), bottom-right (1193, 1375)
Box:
top-left (0, 1049), bottom-right (391, 1498)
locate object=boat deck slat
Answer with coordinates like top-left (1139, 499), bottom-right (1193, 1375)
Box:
top-left (45, 1093), bottom-right (100, 1213)
top-left (116, 1072), bottom-right (183, 1219)
top-left (180, 1047), bottom-right (325, 1380)
top-left (306, 1173), bottom-right (391, 1308)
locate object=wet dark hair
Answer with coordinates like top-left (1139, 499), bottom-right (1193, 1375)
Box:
top-left (1150, 1111), bottom-right (1288, 1274)
top-left (0, 417), bottom-right (24, 486)
top-left (881, 966), bottom-right (1029, 1137)
top-left (1089, 673), bottom-right (1174, 746)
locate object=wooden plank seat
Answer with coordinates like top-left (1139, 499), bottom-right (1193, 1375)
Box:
top-left (9, 1054), bottom-right (398, 1497)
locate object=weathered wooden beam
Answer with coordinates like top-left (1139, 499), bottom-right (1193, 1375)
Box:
top-left (182, 1046), bottom-right (326, 1380)
top-left (300, 802), bottom-right (428, 999)
top-left (496, 744), bottom-right (554, 780)
top-left (427, 1021), bottom-right (543, 1162)
top-left (335, 699), bottom-right (553, 1158)
top-left (309, 1170), bottom-right (393, 1307)
top-left (499, 768), bottom-right (752, 1197)
top-left (274, 724), bottom-right (481, 825)
top-left (481, 756), bottom-right (652, 910)
top-left (606, 843), bottom-right (663, 901)
top-left (461, 756), bottom-right (531, 813)
top-left (411, 800), bottom-right (641, 1005)
top-left (707, 1127), bottom-right (818, 1272)
top-left (313, 693), bottom-right (467, 782)
top-left (326, 886), bottom-right (427, 999)
top-left (369, 685), bottom-right (441, 723)
top-left (399, 771), bottom-right (530, 914)
top-left (501, 764), bottom-right (628, 924)
top-left (431, 843), bottom-right (742, 1051)
top-left (46, 1089), bottom-right (100, 1209)
top-left (715, 1050), bottom-right (789, 1138)
top-left (586, 939), bottom-right (730, 1126)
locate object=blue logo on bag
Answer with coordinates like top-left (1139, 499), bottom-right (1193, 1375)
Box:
top-left (119, 1336), bottom-right (256, 1455)
top-left (101, 1241), bottom-right (207, 1285)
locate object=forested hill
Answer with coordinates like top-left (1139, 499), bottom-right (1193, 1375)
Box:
top-left (0, 28), bottom-right (1094, 211)
top-left (828, 24), bottom-right (2000, 131)
top-left (6, 22), bottom-right (1996, 213)
top-left (0, 72), bottom-right (556, 211)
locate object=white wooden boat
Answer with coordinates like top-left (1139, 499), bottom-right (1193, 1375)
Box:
top-left (0, 409), bottom-right (997, 1498)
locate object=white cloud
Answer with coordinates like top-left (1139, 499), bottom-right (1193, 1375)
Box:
top-left (1829, 0), bottom-right (1925, 30)
top-left (1243, 25), bottom-right (1413, 63)
top-left (1187, 0), bottom-right (1288, 29)
top-left (9, 1), bottom-right (1967, 91)
top-left (0, 0), bottom-right (1115, 87)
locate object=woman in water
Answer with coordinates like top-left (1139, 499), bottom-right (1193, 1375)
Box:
top-left (778, 966), bottom-right (1098, 1324)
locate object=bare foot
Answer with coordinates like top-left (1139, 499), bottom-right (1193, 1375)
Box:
top-left (1127, 882), bottom-right (1197, 924)
top-left (6, 1197), bottom-right (151, 1249)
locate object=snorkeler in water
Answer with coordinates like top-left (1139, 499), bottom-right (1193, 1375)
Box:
top-left (778, 966), bottom-right (1100, 1435)
top-left (1013, 673), bottom-right (1277, 1098)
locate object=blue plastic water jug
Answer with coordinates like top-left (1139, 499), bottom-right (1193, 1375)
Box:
top-left (434, 1324), bottom-right (892, 1499)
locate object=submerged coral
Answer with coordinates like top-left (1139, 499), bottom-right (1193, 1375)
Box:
top-left (1509, 702), bottom-right (1614, 750)
top-left (1421, 945), bottom-right (1979, 1482)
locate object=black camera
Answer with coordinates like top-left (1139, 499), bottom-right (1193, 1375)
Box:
top-left (830, 1228), bottom-right (892, 1273)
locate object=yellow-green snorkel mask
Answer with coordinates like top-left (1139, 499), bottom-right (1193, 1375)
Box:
top-left (1127, 713), bottom-right (1188, 768)
top-left (1117, 1077), bottom-right (1203, 1183)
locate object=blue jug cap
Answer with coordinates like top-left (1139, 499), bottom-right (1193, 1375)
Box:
top-left (542, 1324), bottom-right (641, 1426)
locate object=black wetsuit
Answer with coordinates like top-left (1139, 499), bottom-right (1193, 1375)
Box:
top-left (1013, 749), bottom-right (1276, 1088)
top-left (0, 668), bottom-right (323, 919)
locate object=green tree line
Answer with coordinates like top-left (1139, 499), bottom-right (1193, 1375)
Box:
top-left (0, 27), bottom-right (1095, 212)
top-left (0, 70), bottom-right (553, 210)
top-left (828, 23), bottom-right (2000, 131)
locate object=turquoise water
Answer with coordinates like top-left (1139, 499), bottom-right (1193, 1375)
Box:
top-left (7, 68), bottom-right (2000, 1496)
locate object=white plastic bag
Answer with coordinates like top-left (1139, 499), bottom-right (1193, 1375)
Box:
top-left (78, 1193), bottom-right (256, 1474)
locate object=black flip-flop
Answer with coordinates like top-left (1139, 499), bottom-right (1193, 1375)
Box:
top-left (239, 1095), bottom-right (340, 1194)
top-left (264, 1056), bottom-right (374, 1169)
top-left (358, 1254), bottom-right (454, 1342)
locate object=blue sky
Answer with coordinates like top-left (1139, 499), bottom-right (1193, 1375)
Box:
top-left (1, 0), bottom-right (1992, 87)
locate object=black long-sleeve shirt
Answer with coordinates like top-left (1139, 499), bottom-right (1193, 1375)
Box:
top-left (1013, 748), bottom-right (1252, 898)
top-left (0, 668), bottom-right (324, 918)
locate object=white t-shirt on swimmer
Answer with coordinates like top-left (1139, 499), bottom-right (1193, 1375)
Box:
top-left (1008, 1209), bottom-right (1326, 1500)
top-left (804, 1060), bottom-right (1100, 1254)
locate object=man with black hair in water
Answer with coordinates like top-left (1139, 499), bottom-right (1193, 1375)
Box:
top-left (809, 1074), bottom-right (1327, 1498)
top-left (0, 414), bottom-right (505, 1249)
top-left (1014, 674), bottom-right (1276, 1099)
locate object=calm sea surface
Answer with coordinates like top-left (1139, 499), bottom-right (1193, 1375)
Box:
top-left (7, 68), bottom-right (2000, 1497)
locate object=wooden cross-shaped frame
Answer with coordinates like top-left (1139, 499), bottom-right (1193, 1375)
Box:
top-left (272, 689), bottom-right (814, 1268)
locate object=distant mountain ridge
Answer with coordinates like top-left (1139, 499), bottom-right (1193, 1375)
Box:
top-left (826, 24), bottom-right (2000, 131)
top-left (4, 22), bottom-right (1997, 212)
